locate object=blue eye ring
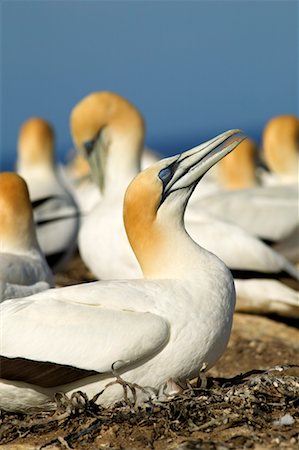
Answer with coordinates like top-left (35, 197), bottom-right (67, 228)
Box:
top-left (83, 138), bottom-right (96, 157)
top-left (158, 167), bottom-right (172, 186)
top-left (83, 127), bottom-right (106, 157)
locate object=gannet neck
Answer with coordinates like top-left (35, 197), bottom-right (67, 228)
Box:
top-left (263, 115), bottom-right (299, 179)
top-left (123, 167), bottom-right (205, 279)
top-left (17, 160), bottom-right (57, 178)
top-left (0, 173), bottom-right (38, 253)
top-left (18, 117), bottom-right (55, 169)
top-left (17, 161), bottom-right (59, 200)
top-left (217, 137), bottom-right (257, 190)
top-left (70, 91), bottom-right (145, 193)
top-left (103, 134), bottom-right (142, 197)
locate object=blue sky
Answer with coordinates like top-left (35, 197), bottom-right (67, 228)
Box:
top-left (1, 0), bottom-right (298, 170)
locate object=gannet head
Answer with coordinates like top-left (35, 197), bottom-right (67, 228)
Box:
top-left (124, 130), bottom-right (245, 277)
top-left (17, 118), bottom-right (55, 169)
top-left (0, 173), bottom-right (38, 252)
top-left (217, 137), bottom-right (257, 189)
top-left (263, 115), bottom-right (299, 181)
top-left (70, 92), bottom-right (145, 192)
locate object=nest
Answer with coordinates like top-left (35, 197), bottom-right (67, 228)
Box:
top-left (1, 365), bottom-right (298, 449)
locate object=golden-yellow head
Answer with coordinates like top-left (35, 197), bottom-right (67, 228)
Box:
top-left (70, 91), bottom-right (145, 154)
top-left (70, 92), bottom-right (145, 190)
top-left (263, 115), bottom-right (299, 178)
top-left (0, 172), bottom-right (36, 250)
top-left (124, 130), bottom-right (244, 277)
top-left (18, 117), bottom-right (55, 166)
top-left (218, 137), bottom-right (257, 189)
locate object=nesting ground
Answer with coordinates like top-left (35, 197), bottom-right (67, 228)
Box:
top-left (1, 254), bottom-right (298, 450)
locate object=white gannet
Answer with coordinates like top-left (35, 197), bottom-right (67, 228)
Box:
top-left (195, 115), bottom-right (299, 242)
top-left (0, 130), bottom-right (241, 413)
top-left (207, 136), bottom-right (258, 191)
top-left (261, 114), bottom-right (299, 185)
top-left (70, 92), bottom-right (298, 317)
top-left (209, 116), bottom-right (299, 190)
top-left (257, 115), bottom-right (299, 263)
top-left (16, 117), bottom-right (80, 272)
top-left (63, 93), bottom-right (160, 216)
top-left (0, 173), bottom-right (54, 302)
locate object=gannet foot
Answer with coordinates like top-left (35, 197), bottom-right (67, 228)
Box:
top-left (54, 390), bottom-right (89, 416)
top-left (194, 362), bottom-right (209, 389)
top-left (103, 362), bottom-right (153, 406)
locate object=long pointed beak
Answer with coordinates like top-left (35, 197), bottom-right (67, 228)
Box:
top-left (164, 129), bottom-right (245, 195)
top-left (84, 143), bottom-right (106, 192)
top-left (87, 147), bottom-right (105, 192)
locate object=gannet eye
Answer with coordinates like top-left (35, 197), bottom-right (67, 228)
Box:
top-left (83, 138), bottom-right (96, 157)
top-left (158, 167), bottom-right (173, 186)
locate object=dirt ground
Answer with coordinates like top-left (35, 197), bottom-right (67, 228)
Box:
top-left (1, 253), bottom-right (298, 450)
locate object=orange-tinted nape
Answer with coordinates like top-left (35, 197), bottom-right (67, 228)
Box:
top-left (18, 117), bottom-right (55, 166)
top-left (70, 91), bottom-right (145, 154)
top-left (124, 166), bottom-right (166, 275)
top-left (218, 137), bottom-right (257, 189)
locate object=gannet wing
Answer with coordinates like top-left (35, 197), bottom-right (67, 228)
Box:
top-left (185, 211), bottom-right (287, 273)
top-left (235, 279), bottom-right (299, 317)
top-left (195, 184), bottom-right (298, 241)
top-left (0, 281), bottom-right (51, 303)
top-left (185, 211), bottom-right (299, 280)
top-left (0, 290), bottom-right (170, 383)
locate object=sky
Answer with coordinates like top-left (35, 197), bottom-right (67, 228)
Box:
top-left (1, 0), bottom-right (298, 171)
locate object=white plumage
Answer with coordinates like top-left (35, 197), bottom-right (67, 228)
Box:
top-left (0, 129), bottom-right (240, 412)
top-left (194, 184), bottom-right (298, 242)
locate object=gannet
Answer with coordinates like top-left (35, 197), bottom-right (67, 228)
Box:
top-left (17, 117), bottom-right (80, 271)
top-left (70, 92), bottom-right (298, 317)
top-left (196, 115), bottom-right (299, 242)
top-left (63, 93), bottom-right (160, 216)
top-left (262, 114), bottom-right (299, 185)
top-left (0, 173), bottom-right (54, 302)
top-left (209, 137), bottom-right (258, 190)
top-left (211, 116), bottom-right (299, 190)
top-left (0, 130), bottom-right (241, 412)
top-left (257, 115), bottom-right (299, 263)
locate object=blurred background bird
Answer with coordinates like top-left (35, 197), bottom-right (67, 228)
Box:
top-left (16, 118), bottom-right (80, 272)
top-left (261, 115), bottom-right (299, 185)
top-left (0, 172), bottom-right (54, 301)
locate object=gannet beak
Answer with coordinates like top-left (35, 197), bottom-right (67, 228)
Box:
top-left (82, 130), bottom-right (107, 191)
top-left (159, 129), bottom-right (245, 205)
